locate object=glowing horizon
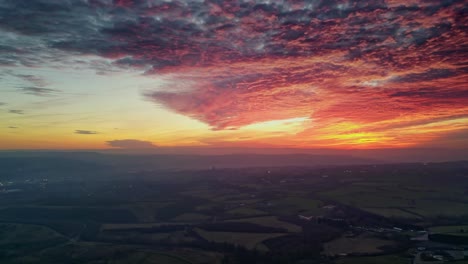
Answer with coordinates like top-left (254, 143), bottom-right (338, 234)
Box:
top-left (1, 0), bottom-right (467, 150)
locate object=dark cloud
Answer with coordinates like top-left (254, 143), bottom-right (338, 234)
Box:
top-left (3, 0), bottom-right (463, 70)
top-left (1, 0), bottom-right (467, 133)
top-left (8, 109), bottom-right (24, 114)
top-left (0, 102), bottom-right (5, 106)
top-left (10, 73), bottom-right (60, 96)
top-left (8, 126), bottom-right (17, 129)
top-left (16, 74), bottom-right (48, 87)
top-left (391, 69), bottom-right (458, 83)
top-left (389, 88), bottom-right (468, 99)
top-left (74, 130), bottom-right (98, 135)
top-left (20, 87), bottom-right (60, 96)
top-left (107, 139), bottom-right (157, 149)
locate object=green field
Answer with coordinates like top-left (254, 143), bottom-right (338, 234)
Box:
top-left (324, 233), bottom-right (396, 256)
top-left (194, 228), bottom-right (286, 251)
top-left (429, 225), bottom-right (468, 236)
top-left (99, 230), bottom-right (197, 245)
top-left (109, 251), bottom-right (193, 264)
top-left (320, 186), bottom-right (414, 208)
top-left (320, 181), bottom-right (468, 220)
top-left (1, 156), bottom-right (467, 264)
top-left (225, 207), bottom-right (267, 217)
top-left (0, 223), bottom-right (62, 239)
top-left (334, 254), bottom-right (409, 264)
top-left (0, 223), bottom-right (219, 264)
top-left (362, 207), bottom-right (422, 219)
top-left (226, 216), bottom-right (302, 232)
top-left (172, 213), bottom-right (211, 222)
top-left (126, 202), bottom-right (171, 222)
top-left (0, 206), bottom-right (138, 223)
top-left (0, 223), bottom-right (67, 249)
top-left (409, 201), bottom-right (468, 218)
top-left (0, 223), bottom-right (67, 263)
top-left (268, 196), bottom-right (324, 215)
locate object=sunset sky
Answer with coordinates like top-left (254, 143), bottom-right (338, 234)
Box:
top-left (0, 0), bottom-right (467, 150)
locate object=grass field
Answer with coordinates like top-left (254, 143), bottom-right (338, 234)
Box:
top-left (34, 242), bottom-right (195, 264)
top-left (108, 251), bottom-right (149, 264)
top-left (172, 213), bottom-right (211, 222)
top-left (168, 248), bottom-right (224, 264)
top-left (41, 242), bottom-right (217, 264)
top-left (362, 207), bottom-right (422, 219)
top-left (334, 254), bottom-right (409, 264)
top-left (0, 206), bottom-right (138, 223)
top-left (225, 216), bottom-right (302, 232)
top-left (324, 233), bottom-right (396, 256)
top-left (141, 253), bottom-right (191, 264)
top-left (194, 228), bottom-right (286, 251)
top-left (320, 187), bottom-right (413, 208)
top-left (268, 196), bottom-right (324, 215)
top-left (409, 201), bottom-right (468, 218)
top-left (99, 230), bottom-right (171, 242)
top-left (101, 222), bottom-right (189, 230)
top-left (225, 207), bottom-right (267, 217)
top-left (108, 251), bottom-right (192, 264)
top-left (214, 193), bottom-right (256, 202)
top-left (99, 230), bottom-right (197, 244)
top-left (0, 223), bottom-right (66, 248)
top-left (320, 181), bottom-right (468, 220)
top-left (125, 202), bottom-right (171, 222)
top-left (0, 223), bottom-right (68, 263)
top-left (429, 225), bottom-right (468, 236)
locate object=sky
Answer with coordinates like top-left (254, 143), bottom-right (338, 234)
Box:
top-left (0, 0), bottom-right (467, 150)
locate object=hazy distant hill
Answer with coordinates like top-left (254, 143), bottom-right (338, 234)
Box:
top-left (102, 153), bottom-right (379, 170)
top-left (0, 152), bottom-right (378, 171)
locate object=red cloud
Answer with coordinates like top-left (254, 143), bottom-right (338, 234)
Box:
top-left (135, 2), bottom-right (467, 136)
top-left (2, 0), bottom-right (467, 148)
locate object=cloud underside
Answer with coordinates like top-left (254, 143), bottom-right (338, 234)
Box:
top-left (75, 130), bottom-right (99, 135)
top-left (1, 0), bottom-right (468, 147)
top-left (107, 139), bottom-right (157, 149)
top-left (9, 109), bottom-right (24, 115)
top-left (21, 87), bottom-right (59, 96)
